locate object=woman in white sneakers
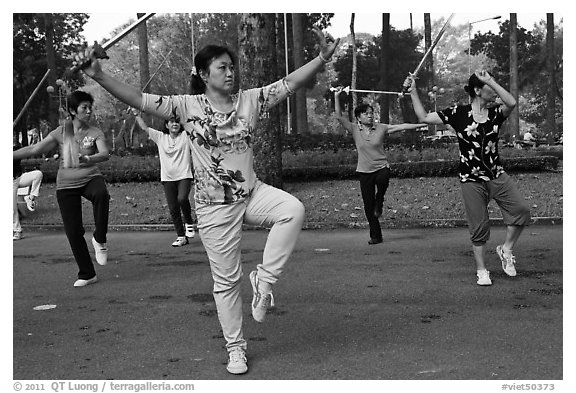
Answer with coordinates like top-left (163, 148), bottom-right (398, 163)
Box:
top-left (135, 115), bottom-right (196, 247)
top-left (404, 71), bottom-right (531, 286)
top-left (13, 90), bottom-right (111, 287)
top-left (74, 27), bottom-right (339, 375)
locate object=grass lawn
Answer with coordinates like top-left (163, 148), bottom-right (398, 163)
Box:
top-left (20, 171), bottom-right (563, 230)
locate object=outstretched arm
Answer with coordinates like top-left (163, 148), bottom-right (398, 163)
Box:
top-left (73, 47), bottom-right (143, 110)
top-left (403, 76), bottom-right (443, 125)
top-left (333, 88), bottom-right (353, 133)
top-left (13, 134), bottom-right (58, 160)
top-left (386, 123), bottom-right (428, 134)
top-left (285, 27), bottom-right (340, 92)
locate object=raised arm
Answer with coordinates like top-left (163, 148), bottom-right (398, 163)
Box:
top-left (333, 88), bottom-right (353, 133)
top-left (13, 133), bottom-right (58, 160)
top-left (386, 123), bottom-right (428, 134)
top-left (285, 27), bottom-right (340, 93)
top-left (476, 70), bottom-right (516, 117)
top-left (403, 76), bottom-right (443, 125)
top-left (73, 47), bottom-right (143, 110)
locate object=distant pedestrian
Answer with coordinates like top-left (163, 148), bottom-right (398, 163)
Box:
top-left (404, 71), bottom-right (531, 285)
top-left (334, 87), bottom-right (425, 244)
top-left (135, 115), bottom-right (196, 247)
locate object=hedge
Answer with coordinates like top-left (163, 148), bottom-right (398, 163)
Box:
top-left (282, 155), bottom-right (560, 182)
top-left (22, 155), bottom-right (558, 184)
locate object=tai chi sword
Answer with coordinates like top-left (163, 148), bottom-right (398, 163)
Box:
top-left (403, 13), bottom-right (454, 91)
top-left (330, 86), bottom-right (408, 96)
top-left (68, 13), bottom-right (155, 74)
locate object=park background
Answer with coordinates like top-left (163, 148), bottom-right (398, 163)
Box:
top-left (12, 12), bottom-right (563, 229)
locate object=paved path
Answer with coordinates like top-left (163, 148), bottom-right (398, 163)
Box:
top-left (12, 225), bottom-right (563, 382)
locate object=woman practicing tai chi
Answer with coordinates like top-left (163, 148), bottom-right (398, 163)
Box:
top-left (73, 27), bottom-right (339, 374)
top-left (334, 87), bottom-right (425, 244)
top-left (135, 115), bottom-right (196, 247)
top-left (13, 91), bottom-right (111, 287)
top-left (404, 71), bottom-right (531, 286)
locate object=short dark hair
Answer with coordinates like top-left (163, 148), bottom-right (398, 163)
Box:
top-left (163, 117), bottom-right (183, 134)
top-left (67, 90), bottom-right (94, 117)
top-left (464, 72), bottom-right (493, 98)
top-left (189, 45), bottom-right (237, 94)
top-left (354, 103), bottom-right (373, 119)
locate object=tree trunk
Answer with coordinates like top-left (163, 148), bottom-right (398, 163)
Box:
top-left (136, 13), bottom-right (151, 148)
top-left (291, 13), bottom-right (308, 134)
top-left (509, 14), bottom-right (520, 139)
top-left (379, 14), bottom-right (390, 124)
top-left (239, 13), bottom-right (283, 188)
top-left (424, 13), bottom-right (433, 86)
top-left (424, 13), bottom-right (434, 135)
top-left (137, 13), bottom-right (151, 93)
top-left (350, 13), bottom-right (357, 109)
top-left (545, 13), bottom-right (556, 142)
top-left (43, 13), bottom-right (58, 130)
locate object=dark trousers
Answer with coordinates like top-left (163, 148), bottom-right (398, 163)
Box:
top-left (56, 177), bottom-right (110, 280)
top-left (359, 167), bottom-right (390, 240)
top-left (162, 179), bottom-right (194, 236)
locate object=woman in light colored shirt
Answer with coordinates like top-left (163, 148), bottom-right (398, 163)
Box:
top-left (74, 27), bottom-right (339, 375)
top-left (334, 87), bottom-right (425, 244)
top-left (135, 115), bottom-right (195, 247)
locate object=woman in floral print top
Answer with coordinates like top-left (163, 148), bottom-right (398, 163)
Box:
top-left (404, 71), bottom-right (530, 287)
top-left (74, 27), bottom-right (340, 375)
top-left (437, 100), bottom-right (506, 183)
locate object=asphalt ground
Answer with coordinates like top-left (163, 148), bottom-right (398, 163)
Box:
top-left (10, 225), bottom-right (566, 390)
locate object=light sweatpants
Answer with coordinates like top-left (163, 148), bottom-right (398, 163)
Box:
top-left (13, 170), bottom-right (43, 232)
top-left (196, 180), bottom-right (305, 351)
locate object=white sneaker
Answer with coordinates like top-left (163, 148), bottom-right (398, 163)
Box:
top-left (91, 237), bottom-right (108, 265)
top-left (249, 270), bottom-right (274, 323)
top-left (476, 270), bottom-right (492, 286)
top-left (185, 224), bottom-right (195, 238)
top-left (171, 236), bottom-right (188, 247)
top-left (496, 245), bottom-right (517, 277)
top-left (13, 231), bottom-right (23, 241)
top-left (74, 276), bottom-right (98, 287)
top-left (226, 347), bottom-right (248, 375)
top-left (24, 195), bottom-right (37, 211)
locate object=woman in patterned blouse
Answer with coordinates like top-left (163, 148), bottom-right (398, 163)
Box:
top-left (73, 28), bottom-right (339, 375)
top-left (404, 71), bottom-right (530, 286)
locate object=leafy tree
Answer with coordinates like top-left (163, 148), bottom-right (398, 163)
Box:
top-left (471, 17), bottom-right (563, 132)
top-left (13, 13), bottom-right (88, 136)
top-left (238, 14), bottom-right (283, 187)
top-left (332, 28), bottom-right (421, 122)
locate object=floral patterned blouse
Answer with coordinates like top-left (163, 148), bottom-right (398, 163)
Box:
top-left (437, 104), bottom-right (507, 183)
top-left (141, 79), bottom-right (292, 205)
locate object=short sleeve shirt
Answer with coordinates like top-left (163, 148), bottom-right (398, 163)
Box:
top-left (351, 123), bottom-right (390, 173)
top-left (141, 79), bottom-right (291, 205)
top-left (49, 126), bottom-right (105, 189)
top-left (147, 128), bottom-right (193, 182)
top-left (437, 104), bottom-right (507, 183)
